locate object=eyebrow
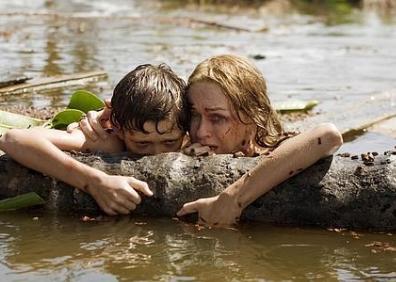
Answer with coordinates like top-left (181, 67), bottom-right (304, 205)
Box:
top-left (131, 131), bottom-right (183, 141)
top-left (205, 107), bottom-right (227, 112)
top-left (188, 103), bottom-right (227, 112)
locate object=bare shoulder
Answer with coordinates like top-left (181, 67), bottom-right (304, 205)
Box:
top-left (69, 128), bottom-right (125, 153)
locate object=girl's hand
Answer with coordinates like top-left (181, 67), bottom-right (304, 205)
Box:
top-left (183, 143), bottom-right (214, 157)
top-left (177, 192), bottom-right (242, 228)
top-left (67, 99), bottom-right (113, 142)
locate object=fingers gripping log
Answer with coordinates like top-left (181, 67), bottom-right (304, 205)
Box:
top-left (0, 152), bottom-right (395, 230)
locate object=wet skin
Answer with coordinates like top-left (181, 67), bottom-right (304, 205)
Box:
top-left (117, 119), bottom-right (185, 155)
top-left (187, 81), bottom-right (256, 155)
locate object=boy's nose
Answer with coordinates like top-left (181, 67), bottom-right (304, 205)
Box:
top-left (152, 146), bottom-right (163, 155)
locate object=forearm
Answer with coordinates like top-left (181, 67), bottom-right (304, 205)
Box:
top-left (224, 123), bottom-right (343, 209)
top-left (0, 129), bottom-right (105, 192)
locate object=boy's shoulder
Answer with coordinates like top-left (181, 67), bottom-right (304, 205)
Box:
top-left (69, 128), bottom-right (125, 153)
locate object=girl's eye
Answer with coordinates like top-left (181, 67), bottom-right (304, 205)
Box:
top-left (210, 115), bottom-right (226, 123)
top-left (191, 112), bottom-right (200, 119)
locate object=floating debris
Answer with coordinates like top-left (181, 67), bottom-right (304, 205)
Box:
top-left (365, 241), bottom-right (396, 252)
top-left (338, 152), bottom-right (351, 157)
top-left (252, 54), bottom-right (266, 60)
top-left (0, 75), bottom-right (31, 88)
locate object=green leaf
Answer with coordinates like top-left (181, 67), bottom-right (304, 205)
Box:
top-left (51, 109), bottom-right (85, 129)
top-left (68, 89), bottom-right (104, 113)
top-left (0, 110), bottom-right (45, 129)
top-left (0, 192), bottom-right (45, 211)
top-left (274, 100), bottom-right (319, 113)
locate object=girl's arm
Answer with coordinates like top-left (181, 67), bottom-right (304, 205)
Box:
top-left (177, 123), bottom-right (343, 227)
top-left (0, 127), bottom-right (152, 215)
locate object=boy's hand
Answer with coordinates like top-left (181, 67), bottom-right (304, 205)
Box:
top-left (87, 174), bottom-right (153, 216)
top-left (183, 143), bottom-right (214, 156)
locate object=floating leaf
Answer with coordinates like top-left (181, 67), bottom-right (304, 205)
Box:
top-left (274, 100), bottom-right (319, 113)
top-left (0, 110), bottom-right (45, 129)
top-left (51, 109), bottom-right (85, 129)
top-left (0, 192), bottom-right (45, 211)
top-left (68, 89), bottom-right (104, 113)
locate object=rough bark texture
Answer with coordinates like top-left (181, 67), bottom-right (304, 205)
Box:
top-left (0, 152), bottom-right (395, 231)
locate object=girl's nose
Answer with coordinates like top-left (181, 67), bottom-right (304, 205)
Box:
top-left (196, 118), bottom-right (211, 141)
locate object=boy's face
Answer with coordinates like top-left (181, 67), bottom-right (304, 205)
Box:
top-left (117, 119), bottom-right (185, 155)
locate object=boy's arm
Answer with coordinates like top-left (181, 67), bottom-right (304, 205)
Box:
top-left (177, 123), bottom-right (343, 227)
top-left (0, 128), bottom-right (152, 215)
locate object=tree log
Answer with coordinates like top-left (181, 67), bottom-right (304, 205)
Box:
top-left (0, 151), bottom-right (395, 231)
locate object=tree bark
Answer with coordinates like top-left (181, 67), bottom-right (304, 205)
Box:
top-left (0, 151), bottom-right (395, 230)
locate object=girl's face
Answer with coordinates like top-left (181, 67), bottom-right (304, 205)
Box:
top-left (187, 81), bottom-right (256, 155)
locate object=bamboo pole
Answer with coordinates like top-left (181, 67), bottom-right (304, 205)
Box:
top-left (0, 71), bottom-right (107, 96)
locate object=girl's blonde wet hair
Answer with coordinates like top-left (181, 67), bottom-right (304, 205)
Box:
top-left (187, 54), bottom-right (283, 148)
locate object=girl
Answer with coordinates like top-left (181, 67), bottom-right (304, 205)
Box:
top-left (176, 55), bottom-right (343, 226)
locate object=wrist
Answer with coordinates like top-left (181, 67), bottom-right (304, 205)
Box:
top-left (223, 173), bottom-right (255, 210)
top-left (221, 182), bottom-right (245, 211)
top-left (76, 164), bottom-right (107, 194)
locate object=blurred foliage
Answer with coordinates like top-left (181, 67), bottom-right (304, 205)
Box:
top-left (290, 0), bottom-right (361, 24)
top-left (163, 0), bottom-right (362, 24)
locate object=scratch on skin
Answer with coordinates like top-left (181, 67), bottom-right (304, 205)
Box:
top-left (318, 137), bottom-right (322, 145)
top-left (199, 216), bottom-right (207, 223)
top-left (297, 168), bottom-right (304, 172)
top-left (289, 170), bottom-right (294, 175)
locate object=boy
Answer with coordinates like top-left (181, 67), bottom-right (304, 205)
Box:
top-left (0, 64), bottom-right (189, 216)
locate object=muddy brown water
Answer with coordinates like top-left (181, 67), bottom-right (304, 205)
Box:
top-left (0, 1), bottom-right (395, 281)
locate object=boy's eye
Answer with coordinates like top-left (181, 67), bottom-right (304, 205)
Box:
top-left (163, 140), bottom-right (177, 145)
top-left (135, 142), bottom-right (150, 146)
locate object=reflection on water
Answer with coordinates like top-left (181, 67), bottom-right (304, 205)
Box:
top-left (339, 131), bottom-right (396, 154)
top-left (1, 0), bottom-right (396, 111)
top-left (0, 212), bottom-right (395, 281)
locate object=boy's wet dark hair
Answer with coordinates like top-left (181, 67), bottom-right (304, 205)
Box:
top-left (111, 64), bottom-right (189, 133)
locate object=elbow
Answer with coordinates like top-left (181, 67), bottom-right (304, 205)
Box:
top-left (318, 123), bottom-right (343, 155)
